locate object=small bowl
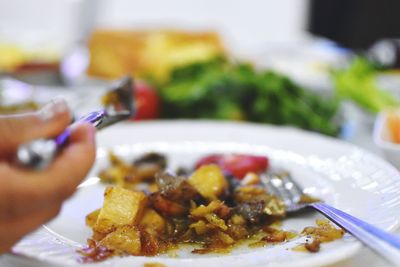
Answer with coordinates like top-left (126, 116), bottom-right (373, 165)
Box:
top-left (373, 111), bottom-right (400, 169)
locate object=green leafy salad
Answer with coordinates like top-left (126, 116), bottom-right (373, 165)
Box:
top-left (156, 58), bottom-right (340, 136)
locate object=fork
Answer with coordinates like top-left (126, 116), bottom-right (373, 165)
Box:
top-left (261, 171), bottom-right (400, 266)
top-left (16, 77), bottom-right (134, 170)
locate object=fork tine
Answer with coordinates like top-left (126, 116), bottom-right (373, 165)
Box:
top-left (260, 173), bottom-right (281, 196)
top-left (261, 172), bottom-right (294, 206)
top-left (279, 172), bottom-right (303, 203)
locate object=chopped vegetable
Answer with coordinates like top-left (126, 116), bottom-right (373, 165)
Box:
top-left (158, 58), bottom-right (340, 136)
top-left (293, 219), bottom-right (345, 253)
top-left (195, 154), bottom-right (269, 179)
top-left (332, 57), bottom-right (400, 113)
top-left (131, 81), bottom-right (160, 120)
top-left (302, 219), bottom-right (345, 243)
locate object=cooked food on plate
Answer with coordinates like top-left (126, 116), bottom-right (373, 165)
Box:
top-left (80, 152), bottom-right (344, 262)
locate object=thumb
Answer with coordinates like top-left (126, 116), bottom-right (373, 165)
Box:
top-left (0, 97), bottom-right (72, 157)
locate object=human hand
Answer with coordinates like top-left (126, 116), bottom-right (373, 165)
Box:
top-left (0, 98), bottom-right (96, 253)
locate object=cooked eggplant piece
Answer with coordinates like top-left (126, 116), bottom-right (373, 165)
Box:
top-left (235, 201), bottom-right (265, 223)
top-left (175, 167), bottom-right (190, 176)
top-left (155, 172), bottom-right (198, 201)
top-left (133, 153), bottom-right (167, 169)
top-left (133, 153), bottom-right (167, 179)
top-left (151, 193), bottom-right (187, 216)
top-left (99, 152), bottom-right (168, 185)
top-left (234, 185), bottom-right (286, 219)
top-left (130, 153), bottom-right (167, 181)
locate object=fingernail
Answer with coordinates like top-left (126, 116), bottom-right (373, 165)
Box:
top-left (39, 97), bottom-right (70, 121)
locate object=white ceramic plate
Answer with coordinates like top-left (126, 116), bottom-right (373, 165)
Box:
top-left (9, 121), bottom-right (400, 267)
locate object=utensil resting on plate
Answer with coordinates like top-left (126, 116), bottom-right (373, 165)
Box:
top-left (16, 77), bottom-right (134, 169)
top-left (263, 171), bottom-right (400, 266)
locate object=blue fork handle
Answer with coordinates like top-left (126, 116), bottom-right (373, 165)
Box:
top-left (54, 110), bottom-right (106, 148)
top-left (17, 110), bottom-right (106, 169)
top-left (311, 202), bottom-right (400, 265)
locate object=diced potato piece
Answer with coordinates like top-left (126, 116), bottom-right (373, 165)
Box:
top-left (85, 209), bottom-right (100, 229)
top-left (139, 208), bottom-right (166, 234)
top-left (94, 187), bottom-right (147, 234)
top-left (99, 225), bottom-right (141, 255)
top-left (188, 164), bottom-right (227, 200)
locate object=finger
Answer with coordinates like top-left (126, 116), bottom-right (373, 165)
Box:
top-left (9, 123), bottom-right (96, 210)
top-left (0, 202), bottom-right (62, 253)
top-left (41, 122), bottom-right (96, 199)
top-left (0, 97), bottom-right (71, 157)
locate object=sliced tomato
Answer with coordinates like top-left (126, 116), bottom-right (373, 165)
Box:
top-left (195, 154), bottom-right (269, 179)
top-left (131, 81), bottom-right (160, 121)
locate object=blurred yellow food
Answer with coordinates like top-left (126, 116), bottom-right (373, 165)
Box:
top-left (0, 44), bottom-right (25, 72)
top-left (87, 30), bottom-right (225, 82)
top-left (0, 44), bottom-right (59, 72)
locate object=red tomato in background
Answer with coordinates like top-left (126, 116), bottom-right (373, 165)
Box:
top-left (131, 81), bottom-right (160, 120)
top-left (195, 154), bottom-right (269, 179)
